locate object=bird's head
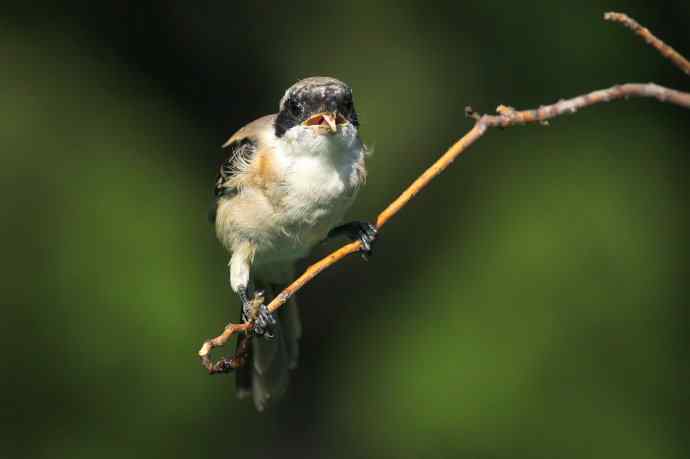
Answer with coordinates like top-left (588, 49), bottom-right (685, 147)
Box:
top-left (274, 76), bottom-right (359, 139)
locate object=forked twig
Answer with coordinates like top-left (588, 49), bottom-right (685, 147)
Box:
top-left (199, 12), bottom-right (690, 371)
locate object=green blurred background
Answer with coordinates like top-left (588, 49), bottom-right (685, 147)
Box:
top-left (2, 1), bottom-right (689, 458)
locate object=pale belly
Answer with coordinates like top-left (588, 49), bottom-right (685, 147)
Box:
top-left (254, 189), bottom-right (354, 266)
top-left (218, 126), bottom-right (365, 269)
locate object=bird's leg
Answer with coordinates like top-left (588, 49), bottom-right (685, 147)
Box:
top-left (327, 221), bottom-right (378, 259)
top-left (238, 287), bottom-right (276, 339)
top-left (230, 243), bottom-right (276, 339)
top-left (238, 287), bottom-right (251, 322)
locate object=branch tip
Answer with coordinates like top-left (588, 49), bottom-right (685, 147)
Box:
top-left (464, 106), bottom-right (481, 121)
top-left (604, 11), bottom-right (690, 75)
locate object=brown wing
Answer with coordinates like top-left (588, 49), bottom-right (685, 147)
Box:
top-left (214, 138), bottom-right (257, 198)
top-left (209, 115), bottom-right (276, 223)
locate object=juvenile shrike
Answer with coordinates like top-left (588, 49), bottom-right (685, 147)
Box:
top-left (210, 76), bottom-right (376, 411)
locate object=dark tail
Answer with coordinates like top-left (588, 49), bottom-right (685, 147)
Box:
top-left (235, 282), bottom-right (301, 411)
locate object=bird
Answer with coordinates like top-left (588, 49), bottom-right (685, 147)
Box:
top-left (210, 76), bottom-right (376, 411)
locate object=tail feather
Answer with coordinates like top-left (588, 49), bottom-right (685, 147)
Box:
top-left (235, 331), bottom-right (252, 400)
top-left (251, 323), bottom-right (290, 411)
top-left (275, 286), bottom-right (301, 370)
top-left (235, 280), bottom-right (301, 411)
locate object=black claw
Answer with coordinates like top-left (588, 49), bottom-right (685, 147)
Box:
top-left (254, 304), bottom-right (277, 340)
top-left (355, 222), bottom-right (377, 260)
top-left (359, 223), bottom-right (378, 259)
top-left (329, 221), bottom-right (378, 260)
top-left (239, 290), bottom-right (276, 340)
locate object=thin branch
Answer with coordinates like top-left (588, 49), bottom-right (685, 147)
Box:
top-left (199, 323), bottom-right (250, 373)
top-left (198, 13), bottom-right (690, 369)
top-left (604, 12), bottom-right (690, 76)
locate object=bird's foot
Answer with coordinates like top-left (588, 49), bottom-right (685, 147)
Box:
top-left (242, 291), bottom-right (276, 339)
top-left (357, 222), bottom-right (378, 259)
top-left (253, 303), bottom-right (277, 339)
top-left (329, 221), bottom-right (378, 260)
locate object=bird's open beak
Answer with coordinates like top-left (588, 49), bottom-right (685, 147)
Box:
top-left (303, 112), bottom-right (347, 134)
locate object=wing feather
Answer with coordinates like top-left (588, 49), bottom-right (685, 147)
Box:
top-left (208, 137), bottom-right (257, 223)
top-left (209, 115), bottom-right (278, 223)
top-left (214, 137), bottom-right (257, 198)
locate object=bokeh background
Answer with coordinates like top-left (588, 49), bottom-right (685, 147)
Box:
top-left (2, 1), bottom-right (689, 458)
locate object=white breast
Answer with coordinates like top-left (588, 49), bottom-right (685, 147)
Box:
top-left (259, 124), bottom-right (366, 263)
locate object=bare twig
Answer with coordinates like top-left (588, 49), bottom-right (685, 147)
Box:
top-left (199, 322), bottom-right (250, 373)
top-left (604, 12), bottom-right (690, 76)
top-left (198, 12), bottom-right (690, 370)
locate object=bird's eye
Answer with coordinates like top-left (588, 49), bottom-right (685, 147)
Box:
top-left (288, 99), bottom-right (302, 117)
